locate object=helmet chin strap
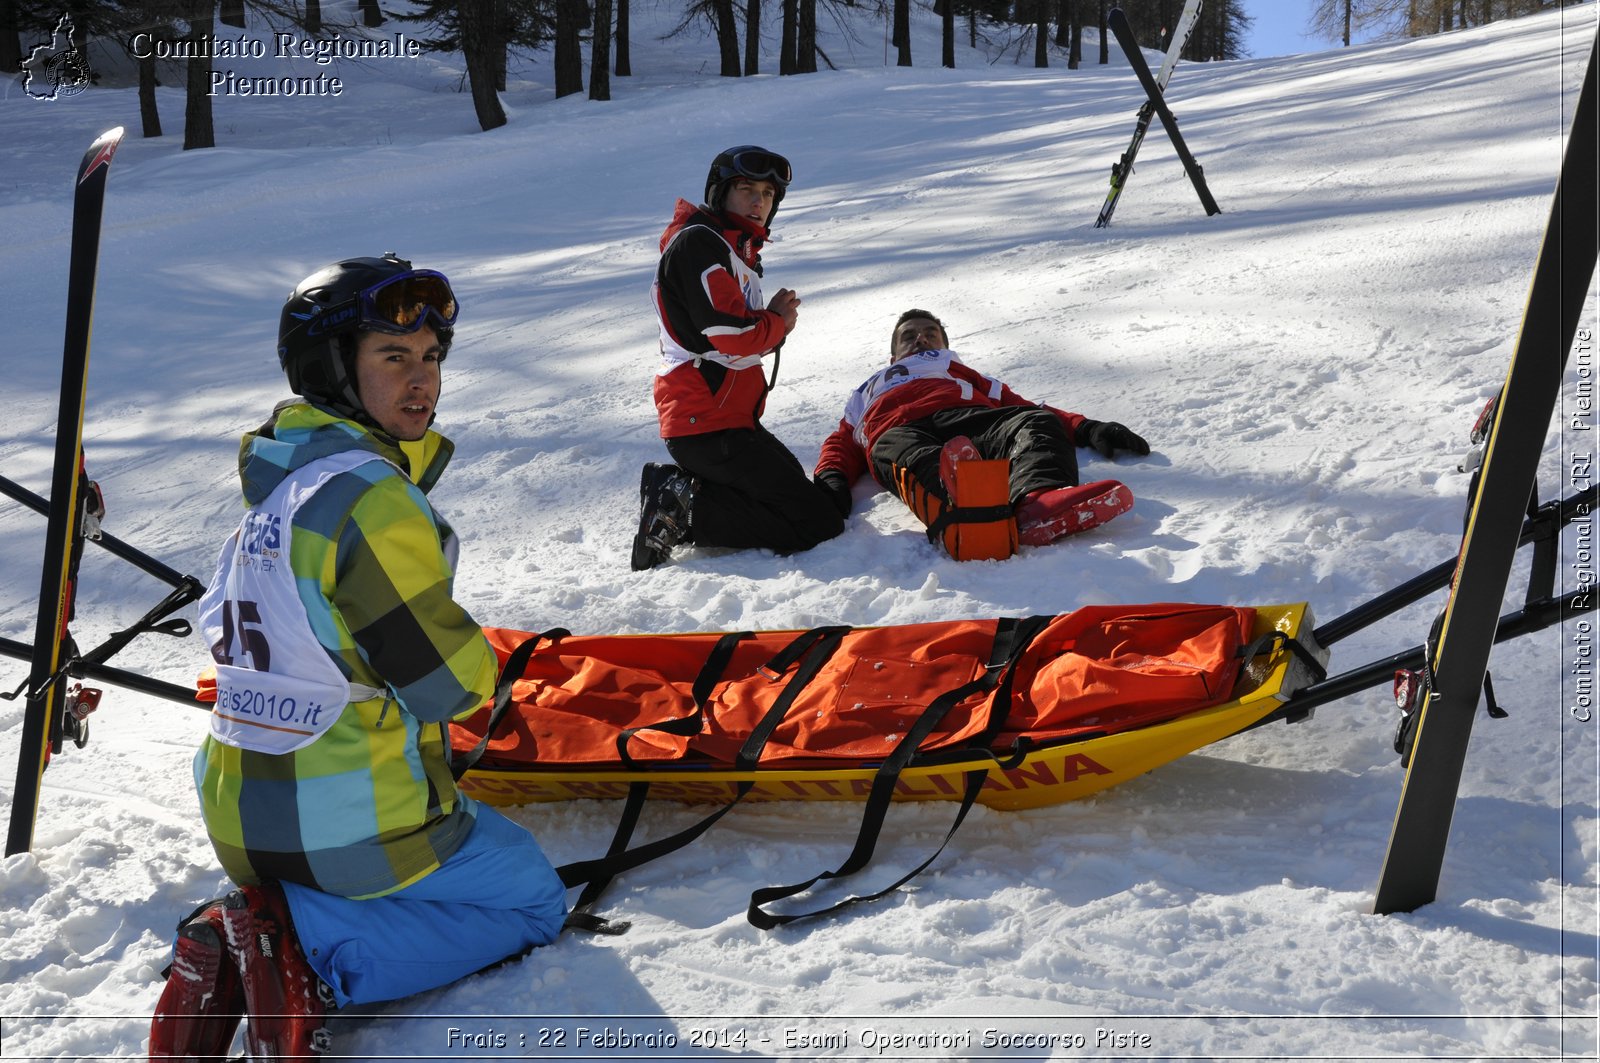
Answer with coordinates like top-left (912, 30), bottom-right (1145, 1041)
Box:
top-left (305, 335), bottom-right (378, 430)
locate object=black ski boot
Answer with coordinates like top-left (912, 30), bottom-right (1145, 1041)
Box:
top-left (631, 463), bottom-right (696, 571)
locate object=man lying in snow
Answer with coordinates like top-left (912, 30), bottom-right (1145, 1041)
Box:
top-left (812, 309), bottom-right (1150, 559)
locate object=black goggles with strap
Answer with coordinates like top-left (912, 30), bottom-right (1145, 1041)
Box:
top-left (357, 270), bottom-right (459, 335)
top-left (727, 149), bottom-right (792, 188)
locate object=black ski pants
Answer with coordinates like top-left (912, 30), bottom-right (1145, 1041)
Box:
top-left (666, 425), bottom-right (845, 555)
top-left (869, 405), bottom-right (1080, 506)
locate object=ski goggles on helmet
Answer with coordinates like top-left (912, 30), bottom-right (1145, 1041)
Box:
top-left (357, 270), bottom-right (458, 335)
top-left (723, 149), bottom-right (792, 188)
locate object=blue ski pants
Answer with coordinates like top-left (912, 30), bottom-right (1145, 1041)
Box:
top-left (280, 804), bottom-right (568, 1007)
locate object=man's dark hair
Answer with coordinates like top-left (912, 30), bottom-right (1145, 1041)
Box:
top-left (891, 309), bottom-right (948, 353)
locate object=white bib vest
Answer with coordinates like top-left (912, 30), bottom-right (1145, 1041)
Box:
top-left (199, 450), bottom-right (392, 755)
top-left (844, 349), bottom-right (1001, 447)
top-left (653, 223), bottom-right (768, 374)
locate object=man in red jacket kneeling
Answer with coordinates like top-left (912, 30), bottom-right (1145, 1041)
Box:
top-left (633, 145), bottom-right (844, 571)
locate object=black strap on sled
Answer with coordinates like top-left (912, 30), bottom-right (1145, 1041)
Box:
top-left (450, 628), bottom-right (570, 781)
top-left (923, 503), bottom-right (1015, 545)
top-left (562, 781), bottom-right (651, 935)
top-left (562, 630), bottom-right (753, 934)
top-left (615, 630), bottom-right (752, 768)
top-left (557, 625), bottom-right (849, 932)
top-left (747, 614), bottom-right (1052, 929)
top-left (1234, 631), bottom-right (1328, 686)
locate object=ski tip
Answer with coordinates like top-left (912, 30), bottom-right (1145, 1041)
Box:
top-left (78, 127), bottom-right (124, 185)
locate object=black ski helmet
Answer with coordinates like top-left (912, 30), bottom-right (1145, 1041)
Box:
top-left (704, 145), bottom-right (792, 222)
top-left (276, 253), bottom-right (455, 420)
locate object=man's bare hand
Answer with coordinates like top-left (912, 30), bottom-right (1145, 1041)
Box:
top-left (768, 288), bottom-right (801, 333)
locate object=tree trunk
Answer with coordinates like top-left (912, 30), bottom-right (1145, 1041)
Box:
top-left (590, 0), bottom-right (612, 99)
top-left (942, 0), bottom-right (954, 67)
top-left (139, 52), bottom-right (162, 138)
top-left (713, 0), bottom-right (740, 75)
top-left (494, 3), bottom-right (509, 92)
top-left (183, 0), bottom-right (215, 150)
top-left (1034, 5), bottom-right (1048, 67)
top-left (0, 0), bottom-right (21, 73)
top-left (460, 0), bottom-right (508, 129)
top-left (304, 0), bottom-right (322, 35)
top-left (1098, 0), bottom-right (1108, 64)
top-left (780, 0), bottom-right (796, 73)
top-left (218, 0), bottom-right (244, 28)
top-left (894, 0), bottom-right (910, 65)
top-left (797, 0), bottom-right (815, 72)
top-left (359, 0), bottom-right (384, 27)
top-left (554, 0), bottom-right (584, 96)
top-left (616, 0), bottom-right (631, 75)
top-left (744, 0), bottom-right (760, 74)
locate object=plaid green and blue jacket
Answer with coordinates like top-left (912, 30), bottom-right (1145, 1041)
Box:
top-left (194, 403), bottom-right (499, 898)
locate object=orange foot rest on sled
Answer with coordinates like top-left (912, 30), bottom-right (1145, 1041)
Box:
top-left (928, 436), bottom-right (1017, 561)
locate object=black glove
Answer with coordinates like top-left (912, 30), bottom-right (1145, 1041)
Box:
top-left (815, 470), bottom-right (853, 518)
top-left (1077, 419), bottom-right (1150, 460)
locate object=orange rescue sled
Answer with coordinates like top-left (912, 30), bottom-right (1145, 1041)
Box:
top-left (451, 602), bottom-right (1325, 811)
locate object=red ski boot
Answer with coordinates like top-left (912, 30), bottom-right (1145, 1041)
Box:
top-left (149, 900), bottom-right (244, 1061)
top-left (1014, 480), bottom-right (1133, 546)
top-left (221, 884), bottom-right (333, 1059)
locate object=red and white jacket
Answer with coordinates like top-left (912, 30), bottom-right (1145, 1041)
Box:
top-left (651, 199), bottom-right (789, 438)
top-left (815, 348), bottom-right (1086, 485)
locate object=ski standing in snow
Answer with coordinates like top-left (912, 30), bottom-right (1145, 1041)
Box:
top-left (1094, 0), bottom-right (1203, 228)
top-left (6, 127), bottom-right (124, 858)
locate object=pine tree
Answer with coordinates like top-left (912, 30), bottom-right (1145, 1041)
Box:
top-left (590, 0), bottom-right (611, 98)
top-left (797, 0), bottom-right (816, 71)
top-left (745, 0), bottom-right (760, 73)
top-left (181, 0), bottom-right (213, 149)
top-left (395, 0), bottom-right (548, 128)
top-left (554, 0), bottom-right (585, 95)
top-left (615, 0), bottom-right (630, 74)
top-left (460, 0), bottom-right (508, 127)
